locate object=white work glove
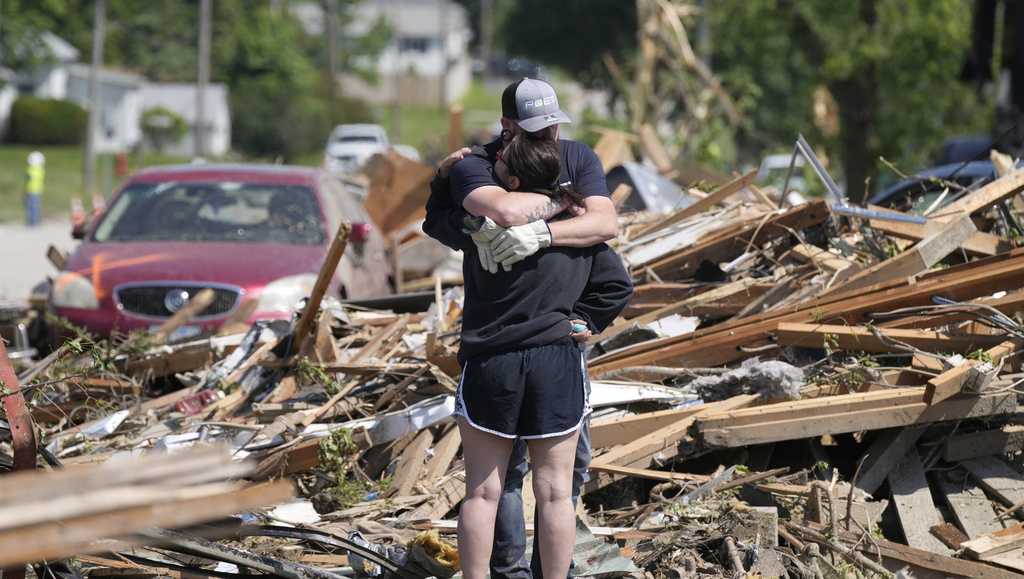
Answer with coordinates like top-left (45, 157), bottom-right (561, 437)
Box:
top-left (468, 217), bottom-right (504, 274)
top-left (492, 220), bottom-right (552, 271)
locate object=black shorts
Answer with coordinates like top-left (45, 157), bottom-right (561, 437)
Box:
top-left (454, 340), bottom-right (589, 439)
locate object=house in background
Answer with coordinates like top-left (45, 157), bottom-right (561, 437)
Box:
top-left (293, 0), bottom-right (472, 106)
top-left (0, 69), bottom-right (16, 139)
top-left (139, 83), bottom-right (231, 157)
top-left (65, 65), bottom-right (144, 153)
top-left (5, 32), bottom-right (230, 156)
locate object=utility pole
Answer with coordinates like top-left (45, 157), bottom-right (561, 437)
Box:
top-left (480, 0), bottom-right (493, 71)
top-left (438, 0), bottom-right (449, 109)
top-left (390, 0), bottom-right (401, 141)
top-left (195, 0), bottom-right (211, 159)
top-left (82, 0), bottom-right (105, 200)
top-left (325, 0), bottom-right (339, 114)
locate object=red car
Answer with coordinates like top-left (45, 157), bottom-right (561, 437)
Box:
top-left (50, 164), bottom-right (390, 339)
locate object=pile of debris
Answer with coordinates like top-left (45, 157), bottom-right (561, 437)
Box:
top-left (4, 148), bottom-right (1024, 579)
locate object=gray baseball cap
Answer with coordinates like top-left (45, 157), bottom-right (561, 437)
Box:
top-left (501, 78), bottom-right (572, 133)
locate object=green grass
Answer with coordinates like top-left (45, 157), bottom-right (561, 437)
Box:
top-left (0, 145), bottom-right (189, 222)
top-left (375, 80), bottom-right (504, 161)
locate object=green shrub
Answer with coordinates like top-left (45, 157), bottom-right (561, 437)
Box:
top-left (7, 96), bottom-right (87, 145)
top-left (140, 106), bottom-right (188, 153)
top-left (231, 77), bottom-right (372, 161)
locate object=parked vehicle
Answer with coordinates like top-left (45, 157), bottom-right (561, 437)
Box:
top-left (51, 164), bottom-right (390, 339)
top-left (324, 124), bottom-right (390, 175)
top-left (869, 160), bottom-right (1023, 214)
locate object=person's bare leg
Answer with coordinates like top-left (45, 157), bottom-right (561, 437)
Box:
top-left (528, 429), bottom-right (581, 579)
top-left (457, 417), bottom-right (515, 579)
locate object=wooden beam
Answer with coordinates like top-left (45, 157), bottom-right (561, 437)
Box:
top-left (933, 168), bottom-right (1024, 218)
top-left (888, 448), bottom-right (951, 554)
top-left (697, 389), bottom-right (1016, 448)
top-left (945, 425), bottom-right (1024, 462)
top-left (938, 477), bottom-right (1006, 540)
top-left (293, 222), bottom-right (352, 352)
top-left (388, 429), bottom-right (433, 497)
top-left (925, 339), bottom-right (1019, 404)
top-left (776, 322), bottom-right (1004, 354)
top-left (963, 524), bottom-right (1024, 561)
top-left (589, 406), bottom-right (704, 449)
top-left (646, 199), bottom-right (829, 279)
top-left (632, 169), bottom-right (757, 239)
top-left (961, 457), bottom-right (1024, 510)
top-left (868, 213), bottom-right (1010, 257)
top-left (855, 426), bottom-right (927, 496)
top-left (829, 213), bottom-right (976, 295)
top-left (638, 124), bottom-right (675, 176)
top-left (586, 395), bottom-right (758, 492)
top-left (868, 538), bottom-right (1024, 579)
top-left (592, 129), bottom-right (635, 173)
top-left (610, 183), bottom-right (633, 209)
top-left (591, 249), bottom-right (1024, 375)
top-left (422, 425), bottom-right (461, 482)
top-left (587, 463), bottom-right (709, 484)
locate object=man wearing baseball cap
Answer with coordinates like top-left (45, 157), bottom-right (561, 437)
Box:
top-left (423, 77), bottom-right (618, 579)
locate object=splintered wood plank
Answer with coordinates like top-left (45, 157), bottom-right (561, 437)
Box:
top-left (592, 249), bottom-right (1024, 375)
top-left (945, 425), bottom-right (1024, 462)
top-left (698, 389), bottom-right (1016, 448)
top-left (870, 538), bottom-right (1024, 579)
top-left (421, 425), bottom-right (461, 482)
top-left (856, 426), bottom-right (927, 497)
top-left (933, 169), bottom-right (1024, 218)
top-left (646, 200), bottom-right (830, 279)
top-left (776, 323), bottom-right (1003, 354)
top-left (589, 406), bottom-right (704, 449)
top-left (963, 524), bottom-right (1024, 561)
top-left (868, 215), bottom-right (1010, 257)
top-left (829, 213), bottom-right (976, 295)
top-left (938, 477), bottom-right (1006, 539)
top-left (632, 169), bottom-right (757, 237)
top-left (407, 472), bottom-right (464, 521)
top-left (888, 448), bottom-right (951, 554)
top-left (925, 340), bottom-right (1020, 404)
top-left (962, 457), bottom-right (1024, 510)
top-left (388, 429), bottom-right (434, 498)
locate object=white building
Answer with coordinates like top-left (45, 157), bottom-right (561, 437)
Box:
top-left (293, 0), bottom-right (472, 106)
top-left (65, 64), bottom-right (144, 153)
top-left (11, 33), bottom-right (144, 152)
top-left (0, 69), bottom-right (16, 139)
top-left (139, 83), bottom-right (231, 157)
top-left (6, 33), bottom-right (230, 156)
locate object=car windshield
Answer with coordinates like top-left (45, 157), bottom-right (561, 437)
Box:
top-left (92, 181), bottom-right (325, 245)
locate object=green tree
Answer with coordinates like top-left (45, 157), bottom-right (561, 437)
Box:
top-left (498, 0), bottom-right (636, 88)
top-left (711, 0), bottom-right (989, 202)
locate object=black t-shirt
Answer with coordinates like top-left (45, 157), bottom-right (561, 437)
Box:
top-left (448, 137), bottom-right (609, 207)
top-left (442, 137), bottom-right (622, 363)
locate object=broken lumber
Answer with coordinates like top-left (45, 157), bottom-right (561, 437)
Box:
top-left (827, 213), bottom-right (976, 294)
top-left (632, 169), bottom-right (757, 238)
top-left (855, 426), bottom-right (927, 496)
top-left (945, 425), bottom-right (1024, 462)
top-left (925, 339), bottom-right (1020, 404)
top-left (776, 322), bottom-right (1004, 354)
top-left (888, 448), bottom-right (951, 554)
top-left (963, 524), bottom-right (1024, 561)
top-left (697, 388), bottom-right (1016, 447)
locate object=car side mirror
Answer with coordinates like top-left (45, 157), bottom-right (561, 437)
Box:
top-left (71, 221), bottom-right (87, 240)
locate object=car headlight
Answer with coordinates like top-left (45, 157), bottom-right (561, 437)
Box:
top-left (257, 274), bottom-right (317, 314)
top-left (51, 272), bottom-right (100, 309)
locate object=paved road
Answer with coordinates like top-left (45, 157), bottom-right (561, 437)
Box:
top-left (0, 220), bottom-right (76, 305)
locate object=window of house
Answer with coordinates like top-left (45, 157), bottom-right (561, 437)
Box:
top-left (398, 36), bottom-right (433, 52)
